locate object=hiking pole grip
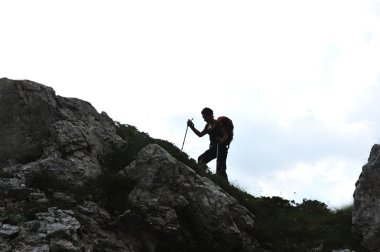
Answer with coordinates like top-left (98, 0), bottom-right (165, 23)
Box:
top-left (181, 118), bottom-right (193, 152)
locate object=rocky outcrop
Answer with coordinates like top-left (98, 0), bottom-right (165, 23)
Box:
top-left (0, 203), bottom-right (141, 252)
top-left (119, 144), bottom-right (259, 251)
top-left (0, 78), bottom-right (126, 185)
top-left (353, 144), bottom-right (380, 251)
top-left (0, 78), bottom-right (259, 251)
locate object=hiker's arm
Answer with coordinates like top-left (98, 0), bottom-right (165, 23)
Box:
top-left (216, 121), bottom-right (229, 144)
top-left (187, 120), bottom-right (207, 137)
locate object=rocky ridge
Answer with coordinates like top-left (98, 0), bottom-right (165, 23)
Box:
top-left (0, 78), bottom-right (259, 251)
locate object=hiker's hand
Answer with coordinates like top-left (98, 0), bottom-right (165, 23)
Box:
top-left (187, 119), bottom-right (194, 128)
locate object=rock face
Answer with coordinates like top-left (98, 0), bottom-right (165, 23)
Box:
top-left (119, 144), bottom-right (258, 251)
top-left (0, 78), bottom-right (258, 251)
top-left (0, 78), bottom-right (126, 184)
top-left (353, 144), bottom-right (380, 251)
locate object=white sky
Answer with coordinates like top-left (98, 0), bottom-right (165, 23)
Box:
top-left (1, 0), bottom-right (380, 208)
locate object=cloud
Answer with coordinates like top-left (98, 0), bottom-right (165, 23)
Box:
top-left (238, 158), bottom-right (362, 208)
top-left (222, 109), bottom-right (373, 207)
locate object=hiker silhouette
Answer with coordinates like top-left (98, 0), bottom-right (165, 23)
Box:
top-left (187, 107), bottom-right (230, 181)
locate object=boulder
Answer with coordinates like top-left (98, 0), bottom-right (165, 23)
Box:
top-left (119, 144), bottom-right (259, 252)
top-left (0, 224), bottom-right (20, 239)
top-left (353, 144), bottom-right (380, 251)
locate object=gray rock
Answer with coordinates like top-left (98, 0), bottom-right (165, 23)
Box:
top-left (53, 192), bottom-right (76, 204)
top-left (0, 177), bottom-right (31, 201)
top-left (36, 208), bottom-right (80, 238)
top-left (30, 192), bottom-right (48, 202)
top-left (0, 237), bottom-right (12, 252)
top-left (0, 224), bottom-right (20, 239)
top-left (119, 143), bottom-right (259, 252)
top-left (0, 79), bottom-right (58, 166)
top-left (8, 208), bottom-right (82, 251)
top-left (0, 78), bottom-right (127, 185)
top-left (353, 144), bottom-right (380, 251)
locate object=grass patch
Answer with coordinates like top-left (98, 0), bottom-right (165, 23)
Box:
top-left (76, 173), bottom-right (135, 214)
top-left (98, 142), bottom-right (133, 173)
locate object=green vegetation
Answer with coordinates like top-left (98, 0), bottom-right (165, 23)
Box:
top-left (81, 173), bottom-right (135, 214)
top-left (98, 142), bottom-right (132, 173)
top-left (98, 123), bottom-right (151, 172)
top-left (249, 198), bottom-right (362, 251)
top-left (114, 122), bottom-right (198, 168)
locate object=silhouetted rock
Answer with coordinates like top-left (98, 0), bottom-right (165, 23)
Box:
top-left (353, 144), bottom-right (380, 251)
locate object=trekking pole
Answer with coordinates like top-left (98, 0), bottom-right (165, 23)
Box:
top-left (216, 143), bottom-right (219, 172)
top-left (181, 118), bottom-right (193, 152)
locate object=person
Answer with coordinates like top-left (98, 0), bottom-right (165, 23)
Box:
top-left (187, 107), bottom-right (229, 181)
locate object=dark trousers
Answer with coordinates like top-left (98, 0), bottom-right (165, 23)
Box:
top-left (198, 144), bottom-right (228, 181)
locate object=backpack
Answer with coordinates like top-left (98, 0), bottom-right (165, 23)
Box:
top-left (217, 116), bottom-right (234, 145)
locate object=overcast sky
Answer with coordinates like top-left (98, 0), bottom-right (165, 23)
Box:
top-left (1, 0), bottom-right (380, 208)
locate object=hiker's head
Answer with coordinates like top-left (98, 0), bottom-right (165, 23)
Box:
top-left (201, 107), bottom-right (214, 122)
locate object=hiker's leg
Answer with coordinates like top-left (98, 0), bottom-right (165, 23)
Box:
top-left (216, 145), bottom-right (228, 181)
top-left (198, 147), bottom-right (217, 164)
